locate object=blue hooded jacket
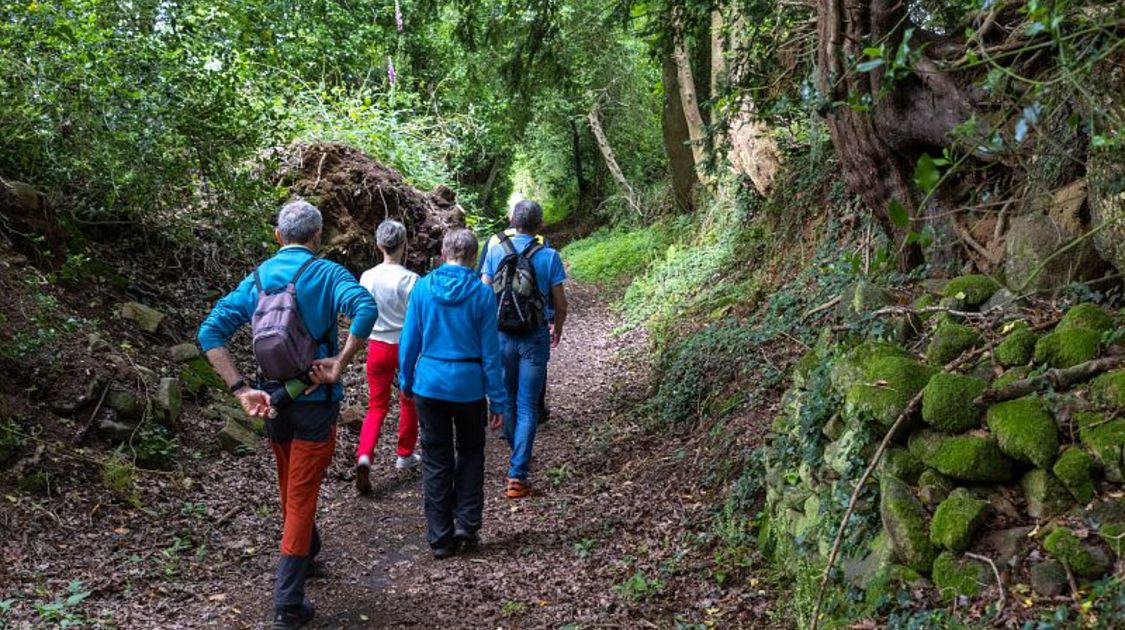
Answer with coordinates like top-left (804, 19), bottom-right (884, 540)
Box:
top-left (399, 263), bottom-right (507, 414)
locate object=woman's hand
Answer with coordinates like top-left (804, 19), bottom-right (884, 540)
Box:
top-left (235, 387), bottom-right (272, 418)
top-left (489, 413), bottom-right (503, 431)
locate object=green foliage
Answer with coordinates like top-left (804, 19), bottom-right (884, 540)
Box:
top-left (931, 552), bottom-right (989, 601)
top-left (102, 451), bottom-right (140, 507)
top-left (613, 569), bottom-right (665, 601)
top-left (562, 221), bottom-right (681, 285)
top-left (131, 424), bottom-right (179, 470)
top-left (0, 417), bottom-right (27, 466)
top-left (32, 580), bottom-right (91, 627)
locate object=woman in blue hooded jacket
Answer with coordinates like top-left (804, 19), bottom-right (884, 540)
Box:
top-left (399, 228), bottom-right (507, 558)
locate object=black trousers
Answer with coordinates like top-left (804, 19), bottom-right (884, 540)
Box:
top-left (415, 395), bottom-right (487, 549)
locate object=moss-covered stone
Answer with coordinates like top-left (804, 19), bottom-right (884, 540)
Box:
top-left (1021, 469), bottom-right (1074, 519)
top-left (880, 476), bottom-right (937, 573)
top-left (986, 396), bottom-right (1059, 468)
top-left (930, 488), bottom-right (989, 552)
top-left (878, 447), bottom-right (925, 484)
top-left (824, 426), bottom-right (876, 477)
top-left (1058, 302), bottom-right (1114, 335)
top-left (1043, 527), bottom-right (1112, 578)
top-left (1089, 370), bottom-right (1125, 409)
top-left (863, 564), bottom-right (927, 610)
top-left (927, 322), bottom-right (982, 366)
top-left (1034, 328), bottom-right (1101, 368)
top-left (993, 366), bottom-right (1031, 389)
top-left (844, 356), bottom-right (935, 427)
top-left (1053, 446), bottom-right (1099, 504)
top-left (931, 551), bottom-right (992, 601)
top-left (843, 530), bottom-right (895, 589)
top-left (918, 469), bottom-right (954, 508)
top-left (994, 321), bottom-right (1038, 367)
top-left (837, 280), bottom-right (896, 320)
top-left (181, 356), bottom-right (226, 395)
top-left (1076, 411), bottom-right (1125, 482)
top-left (791, 348), bottom-right (822, 389)
top-left (830, 342), bottom-right (912, 396)
top-left (1098, 523), bottom-right (1125, 557)
top-left (907, 430), bottom-right (1015, 482)
top-left (943, 274), bottom-right (1001, 308)
top-left (1030, 560), bottom-right (1069, 597)
top-left (921, 372), bottom-right (986, 433)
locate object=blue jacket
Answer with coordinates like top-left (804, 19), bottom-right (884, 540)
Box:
top-left (399, 263), bottom-right (507, 414)
top-left (198, 246), bottom-right (378, 402)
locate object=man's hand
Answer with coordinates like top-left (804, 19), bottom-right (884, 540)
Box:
top-left (235, 387), bottom-right (273, 418)
top-left (549, 322), bottom-right (563, 348)
top-left (309, 357), bottom-right (343, 384)
top-left (489, 413), bottom-right (503, 431)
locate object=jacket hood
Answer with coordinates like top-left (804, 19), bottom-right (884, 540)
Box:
top-left (429, 263), bottom-right (479, 305)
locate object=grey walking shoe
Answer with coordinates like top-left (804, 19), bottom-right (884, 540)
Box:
top-left (395, 453), bottom-right (421, 470)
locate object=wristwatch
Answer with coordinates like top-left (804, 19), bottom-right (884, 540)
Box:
top-left (228, 378), bottom-right (248, 394)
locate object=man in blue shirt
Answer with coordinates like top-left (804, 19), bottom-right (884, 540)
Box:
top-left (198, 200), bottom-right (376, 630)
top-left (481, 200), bottom-right (568, 498)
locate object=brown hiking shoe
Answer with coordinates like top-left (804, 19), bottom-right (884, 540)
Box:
top-left (505, 477), bottom-right (530, 499)
top-left (355, 462), bottom-right (372, 495)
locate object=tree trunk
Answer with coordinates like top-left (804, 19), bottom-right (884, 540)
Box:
top-left (722, 4), bottom-right (782, 195)
top-left (588, 100), bottom-right (644, 217)
top-left (662, 56), bottom-right (697, 211)
top-left (570, 118), bottom-right (589, 214)
top-left (672, 4), bottom-right (712, 186)
top-left (480, 155), bottom-right (502, 213)
top-left (815, 0), bottom-right (979, 270)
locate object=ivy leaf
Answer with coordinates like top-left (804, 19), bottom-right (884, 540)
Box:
top-left (913, 154), bottom-right (941, 194)
top-left (888, 199), bottom-right (910, 228)
top-left (856, 59), bottom-right (884, 73)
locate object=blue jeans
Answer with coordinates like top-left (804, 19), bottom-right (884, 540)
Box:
top-left (500, 327), bottom-right (550, 480)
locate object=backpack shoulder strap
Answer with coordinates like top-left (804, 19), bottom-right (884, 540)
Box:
top-left (496, 232), bottom-right (517, 256)
top-left (253, 267), bottom-right (265, 294)
top-left (287, 256), bottom-right (320, 289)
top-left (521, 242), bottom-right (545, 260)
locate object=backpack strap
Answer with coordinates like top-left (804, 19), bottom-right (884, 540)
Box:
top-left (253, 267), bottom-right (266, 295)
top-left (496, 232), bottom-right (518, 256)
top-left (287, 255), bottom-right (320, 291)
top-left (521, 242), bottom-right (545, 260)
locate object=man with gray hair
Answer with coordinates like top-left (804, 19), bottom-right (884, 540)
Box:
top-left (198, 199), bottom-right (377, 629)
top-left (399, 228), bottom-right (507, 558)
top-left (481, 200), bottom-right (567, 499)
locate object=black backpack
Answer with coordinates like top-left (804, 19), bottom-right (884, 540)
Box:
top-left (492, 233), bottom-right (545, 334)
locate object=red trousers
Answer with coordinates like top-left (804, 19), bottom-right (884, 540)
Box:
top-left (357, 339), bottom-right (418, 461)
top-left (270, 414), bottom-right (336, 557)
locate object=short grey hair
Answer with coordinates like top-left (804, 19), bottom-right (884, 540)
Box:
top-left (442, 228), bottom-right (478, 263)
top-left (277, 199), bottom-right (323, 244)
top-left (376, 220), bottom-right (408, 251)
top-left (511, 200), bottom-right (543, 231)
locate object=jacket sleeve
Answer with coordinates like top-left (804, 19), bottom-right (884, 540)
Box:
top-left (197, 275), bottom-right (256, 352)
top-left (398, 287), bottom-right (423, 394)
top-left (330, 264), bottom-right (378, 338)
top-left (478, 288), bottom-right (507, 415)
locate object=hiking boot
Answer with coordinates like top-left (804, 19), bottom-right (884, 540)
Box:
top-left (396, 453), bottom-right (421, 470)
top-left (454, 528), bottom-right (480, 549)
top-left (272, 600), bottom-right (315, 630)
top-left (355, 456), bottom-right (372, 495)
top-left (506, 477), bottom-right (530, 499)
top-left (432, 544), bottom-right (458, 560)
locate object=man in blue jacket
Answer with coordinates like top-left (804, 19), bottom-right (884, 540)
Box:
top-left (400, 228), bottom-right (507, 558)
top-left (198, 200), bottom-right (377, 630)
top-left (481, 200), bottom-right (568, 498)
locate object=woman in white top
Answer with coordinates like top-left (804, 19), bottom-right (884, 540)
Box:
top-left (355, 220), bottom-right (421, 494)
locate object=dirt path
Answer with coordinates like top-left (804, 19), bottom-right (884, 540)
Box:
top-left (230, 281), bottom-right (654, 628)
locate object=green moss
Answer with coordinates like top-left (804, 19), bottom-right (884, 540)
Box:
top-left (791, 348), bottom-right (822, 389)
top-left (913, 294), bottom-right (938, 325)
top-left (918, 469), bottom-right (954, 508)
top-left (1089, 370), bottom-right (1125, 408)
top-left (844, 356), bottom-right (935, 427)
top-left (921, 373), bottom-right (986, 433)
top-left (931, 551), bottom-right (991, 601)
top-left (17, 471), bottom-right (50, 494)
top-left (863, 564), bottom-right (926, 610)
top-left (942, 274), bottom-right (1000, 307)
top-left (1034, 328), bottom-right (1100, 368)
top-left (993, 366), bottom-right (1031, 389)
top-left (878, 447), bottom-right (925, 484)
top-left (837, 280), bottom-right (895, 320)
top-left (985, 396), bottom-right (1059, 468)
top-left (930, 488), bottom-right (989, 552)
top-left (994, 321), bottom-right (1038, 367)
top-left (1053, 446), bottom-right (1099, 504)
top-left (907, 430), bottom-right (1015, 482)
top-left (880, 476), bottom-right (937, 573)
top-left (1098, 523), bottom-right (1125, 557)
top-left (927, 322), bottom-right (982, 366)
top-left (830, 342), bottom-right (911, 396)
top-left (1076, 411), bottom-right (1125, 482)
top-left (181, 356), bottom-right (225, 395)
top-left (1058, 302), bottom-right (1114, 335)
top-left (1043, 527), bottom-right (1111, 578)
top-left (1021, 469), bottom-right (1075, 519)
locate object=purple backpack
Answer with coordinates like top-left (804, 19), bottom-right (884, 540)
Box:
top-left (251, 257), bottom-right (321, 381)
